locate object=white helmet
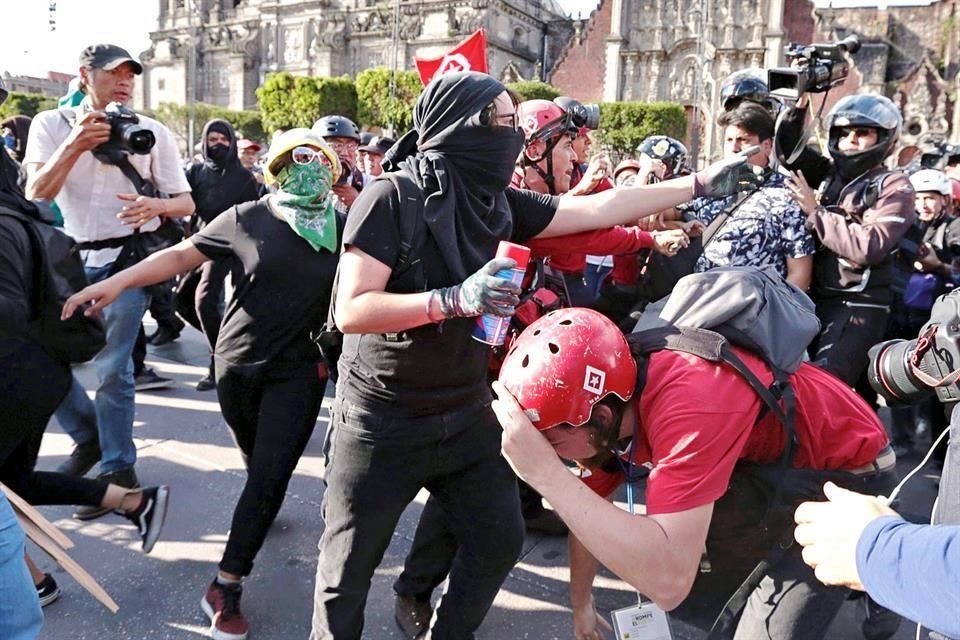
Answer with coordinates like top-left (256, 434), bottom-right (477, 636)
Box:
top-left (910, 169), bottom-right (952, 196)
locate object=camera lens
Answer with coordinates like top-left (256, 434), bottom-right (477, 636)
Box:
top-left (119, 123), bottom-right (155, 155)
top-left (867, 339), bottom-right (931, 404)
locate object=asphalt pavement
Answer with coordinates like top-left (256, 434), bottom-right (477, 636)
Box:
top-left (30, 322), bottom-right (940, 640)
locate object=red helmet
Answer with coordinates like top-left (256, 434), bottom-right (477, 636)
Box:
top-left (518, 100), bottom-right (576, 151)
top-left (951, 178), bottom-right (960, 204)
top-left (498, 308), bottom-right (637, 431)
top-left (613, 159), bottom-right (641, 182)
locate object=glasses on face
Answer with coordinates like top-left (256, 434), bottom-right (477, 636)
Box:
top-left (479, 102), bottom-right (519, 131)
top-left (326, 139), bottom-right (358, 153)
top-left (291, 146), bottom-right (332, 166)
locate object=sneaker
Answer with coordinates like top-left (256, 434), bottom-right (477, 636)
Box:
top-left (123, 486), bottom-right (170, 554)
top-left (202, 580), bottom-right (249, 640)
top-left (394, 594), bottom-right (432, 640)
top-left (862, 594), bottom-right (902, 640)
top-left (196, 373), bottom-right (216, 392)
top-left (36, 573), bottom-right (61, 607)
top-left (147, 319), bottom-right (185, 346)
top-left (135, 367), bottom-right (175, 391)
top-left (55, 439), bottom-right (101, 477)
top-left (74, 467), bottom-right (139, 521)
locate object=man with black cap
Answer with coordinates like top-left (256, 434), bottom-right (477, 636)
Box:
top-left (312, 114), bottom-right (369, 211)
top-left (23, 44), bottom-right (193, 509)
top-left (358, 135), bottom-right (395, 177)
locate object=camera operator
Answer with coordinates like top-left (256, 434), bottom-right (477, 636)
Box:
top-left (886, 169), bottom-right (960, 458)
top-left (796, 287), bottom-right (960, 639)
top-left (312, 115), bottom-right (369, 212)
top-left (23, 44), bottom-right (193, 500)
top-left (783, 94), bottom-right (915, 387)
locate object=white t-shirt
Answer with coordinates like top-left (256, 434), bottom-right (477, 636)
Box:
top-left (25, 100), bottom-right (191, 266)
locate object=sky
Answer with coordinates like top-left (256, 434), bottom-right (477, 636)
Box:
top-left (0, 0), bottom-right (930, 79)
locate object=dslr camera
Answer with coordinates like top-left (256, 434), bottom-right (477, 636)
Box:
top-left (553, 96), bottom-right (600, 131)
top-left (868, 289), bottom-right (960, 406)
top-left (768, 35), bottom-right (862, 101)
top-left (97, 102), bottom-right (155, 156)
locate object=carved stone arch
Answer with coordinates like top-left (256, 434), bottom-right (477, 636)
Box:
top-left (668, 52), bottom-right (700, 104)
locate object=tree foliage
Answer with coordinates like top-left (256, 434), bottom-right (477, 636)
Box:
top-left (0, 91), bottom-right (58, 120)
top-left (355, 68), bottom-right (422, 134)
top-left (153, 102), bottom-right (265, 152)
top-left (594, 102), bottom-right (688, 155)
top-left (505, 80), bottom-right (562, 102)
top-left (257, 72), bottom-right (358, 134)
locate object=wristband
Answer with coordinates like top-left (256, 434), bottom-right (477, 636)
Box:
top-left (425, 289), bottom-right (444, 323)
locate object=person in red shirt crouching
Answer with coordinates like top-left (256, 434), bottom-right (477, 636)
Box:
top-left (493, 308), bottom-right (896, 640)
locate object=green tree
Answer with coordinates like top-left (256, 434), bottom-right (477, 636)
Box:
top-left (257, 72), bottom-right (358, 134)
top-left (505, 80), bottom-right (561, 102)
top-left (355, 67), bottom-right (422, 134)
top-left (594, 102), bottom-right (687, 155)
top-left (0, 91), bottom-right (58, 119)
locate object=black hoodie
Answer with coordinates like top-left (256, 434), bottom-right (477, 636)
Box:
top-left (185, 119), bottom-right (260, 226)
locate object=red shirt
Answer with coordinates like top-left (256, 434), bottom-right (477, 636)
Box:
top-left (582, 347), bottom-right (889, 514)
top-left (527, 226), bottom-right (654, 261)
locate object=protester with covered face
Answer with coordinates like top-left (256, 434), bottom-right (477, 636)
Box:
top-left (63, 129), bottom-right (343, 640)
top-left (184, 119), bottom-right (260, 391)
top-left (310, 70), bottom-right (762, 640)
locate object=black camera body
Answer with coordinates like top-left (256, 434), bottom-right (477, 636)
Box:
top-left (97, 102), bottom-right (155, 156)
top-left (768, 35), bottom-right (861, 101)
top-left (553, 97), bottom-right (600, 131)
top-left (869, 288), bottom-right (960, 406)
top-left (920, 141), bottom-right (960, 171)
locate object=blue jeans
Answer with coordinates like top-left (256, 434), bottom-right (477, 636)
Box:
top-left (55, 263), bottom-right (148, 474)
top-left (584, 263), bottom-right (612, 299)
top-left (0, 493), bottom-right (43, 640)
top-left (311, 396), bottom-right (524, 640)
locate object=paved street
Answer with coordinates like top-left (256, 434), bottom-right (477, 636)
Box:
top-left (29, 322), bottom-right (939, 640)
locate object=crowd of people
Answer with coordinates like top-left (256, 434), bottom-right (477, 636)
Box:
top-left (1, 42), bottom-right (958, 640)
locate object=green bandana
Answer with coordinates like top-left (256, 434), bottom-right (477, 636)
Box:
top-left (272, 161), bottom-right (338, 253)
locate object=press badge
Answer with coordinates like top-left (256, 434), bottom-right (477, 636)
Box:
top-left (610, 599), bottom-right (673, 640)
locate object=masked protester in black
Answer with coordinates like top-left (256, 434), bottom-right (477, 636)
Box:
top-left (184, 119), bottom-right (260, 390)
top-left (310, 71), bottom-right (765, 640)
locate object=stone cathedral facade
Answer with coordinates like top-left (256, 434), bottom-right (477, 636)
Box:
top-left (136, 0), bottom-right (575, 112)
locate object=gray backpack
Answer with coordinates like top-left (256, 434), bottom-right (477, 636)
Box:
top-left (632, 266), bottom-right (820, 373)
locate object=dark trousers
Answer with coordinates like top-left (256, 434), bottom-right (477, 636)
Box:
top-left (197, 259), bottom-right (236, 358)
top-left (810, 297), bottom-right (889, 386)
top-left (214, 364), bottom-right (325, 577)
top-left (148, 279), bottom-right (181, 329)
top-left (0, 341), bottom-right (107, 507)
top-left (671, 461), bottom-right (898, 638)
top-left (311, 397), bottom-right (525, 640)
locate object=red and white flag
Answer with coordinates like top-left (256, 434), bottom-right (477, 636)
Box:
top-left (414, 29), bottom-right (488, 86)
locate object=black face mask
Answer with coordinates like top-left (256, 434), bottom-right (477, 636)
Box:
top-left (207, 144), bottom-right (229, 164)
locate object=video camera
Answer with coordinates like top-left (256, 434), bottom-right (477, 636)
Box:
top-left (553, 96), bottom-right (600, 131)
top-left (768, 35), bottom-right (862, 101)
top-left (920, 141), bottom-right (960, 171)
top-left (96, 102), bottom-right (155, 156)
top-left (868, 288), bottom-right (960, 406)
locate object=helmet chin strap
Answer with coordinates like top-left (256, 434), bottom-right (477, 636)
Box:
top-left (522, 135), bottom-right (565, 196)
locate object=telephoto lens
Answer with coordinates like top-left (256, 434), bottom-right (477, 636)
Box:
top-left (867, 339), bottom-right (930, 405)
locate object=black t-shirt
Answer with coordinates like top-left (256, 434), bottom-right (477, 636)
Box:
top-left (339, 180), bottom-right (558, 413)
top-left (190, 198), bottom-right (341, 377)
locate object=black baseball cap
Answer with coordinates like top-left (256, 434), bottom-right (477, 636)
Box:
top-left (358, 135), bottom-right (396, 156)
top-left (79, 44), bottom-right (143, 74)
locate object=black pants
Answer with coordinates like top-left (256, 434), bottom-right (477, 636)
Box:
top-left (0, 341), bottom-right (106, 507)
top-left (148, 279), bottom-right (180, 329)
top-left (311, 396), bottom-right (524, 640)
top-left (810, 297), bottom-right (889, 386)
top-left (672, 461), bottom-right (898, 638)
top-left (214, 364), bottom-right (325, 577)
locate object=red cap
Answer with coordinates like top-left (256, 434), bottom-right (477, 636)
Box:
top-left (496, 241), bottom-right (531, 264)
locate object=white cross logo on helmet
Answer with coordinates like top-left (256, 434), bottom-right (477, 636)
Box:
top-left (583, 366), bottom-right (606, 396)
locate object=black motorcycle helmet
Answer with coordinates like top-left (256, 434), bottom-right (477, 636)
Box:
top-left (720, 68), bottom-right (781, 116)
top-left (826, 94), bottom-right (902, 179)
top-left (636, 135), bottom-right (689, 177)
top-left (312, 115), bottom-right (361, 142)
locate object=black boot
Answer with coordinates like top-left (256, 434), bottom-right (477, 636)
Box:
top-left (56, 438), bottom-right (101, 477)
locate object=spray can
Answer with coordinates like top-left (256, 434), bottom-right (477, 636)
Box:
top-left (472, 241), bottom-right (531, 346)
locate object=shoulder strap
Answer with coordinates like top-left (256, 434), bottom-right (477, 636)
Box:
top-left (700, 187), bottom-right (758, 250)
top-left (381, 171), bottom-right (426, 277)
top-left (110, 155), bottom-right (157, 199)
